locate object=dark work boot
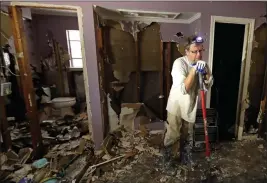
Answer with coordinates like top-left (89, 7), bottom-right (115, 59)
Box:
top-left (161, 145), bottom-right (178, 176)
top-left (181, 142), bottom-right (196, 170)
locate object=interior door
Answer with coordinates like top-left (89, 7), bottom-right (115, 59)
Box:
top-left (210, 22), bottom-right (245, 140)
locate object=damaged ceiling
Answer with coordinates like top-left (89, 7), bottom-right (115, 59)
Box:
top-left (94, 6), bottom-right (201, 24)
top-left (30, 8), bottom-right (77, 17)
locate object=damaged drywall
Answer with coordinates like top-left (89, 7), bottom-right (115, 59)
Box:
top-left (139, 23), bottom-right (162, 71)
top-left (96, 13), bottom-right (186, 133)
top-left (100, 19), bottom-right (164, 131)
top-left (245, 23), bottom-right (267, 132)
top-left (101, 19), bottom-right (152, 41)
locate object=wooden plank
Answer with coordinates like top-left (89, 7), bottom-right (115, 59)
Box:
top-left (53, 40), bottom-right (65, 96)
top-left (96, 27), bottom-right (109, 137)
top-left (159, 41), bottom-right (164, 119)
top-left (162, 42), bottom-right (171, 120)
top-left (166, 42), bottom-right (172, 99)
top-left (9, 6), bottom-right (43, 157)
top-left (0, 96), bottom-right (12, 151)
top-left (135, 33), bottom-right (141, 102)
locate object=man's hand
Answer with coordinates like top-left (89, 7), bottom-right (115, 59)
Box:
top-left (192, 60), bottom-right (206, 73)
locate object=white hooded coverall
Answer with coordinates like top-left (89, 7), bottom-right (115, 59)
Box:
top-left (164, 56), bottom-right (213, 147)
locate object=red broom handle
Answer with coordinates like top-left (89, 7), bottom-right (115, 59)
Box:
top-left (199, 73), bottom-right (211, 157)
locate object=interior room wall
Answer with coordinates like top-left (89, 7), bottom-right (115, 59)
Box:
top-left (31, 14), bottom-right (78, 60)
top-left (160, 22), bottom-right (190, 42)
top-left (160, 19), bottom-right (201, 42)
top-left (5, 1), bottom-right (267, 147)
top-left (30, 14), bottom-right (86, 99)
top-left (23, 19), bottom-right (40, 71)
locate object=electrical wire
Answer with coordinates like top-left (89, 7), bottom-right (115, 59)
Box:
top-left (0, 66), bottom-right (20, 76)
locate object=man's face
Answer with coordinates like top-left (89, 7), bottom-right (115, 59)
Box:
top-left (186, 43), bottom-right (204, 63)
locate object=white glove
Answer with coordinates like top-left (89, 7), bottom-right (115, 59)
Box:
top-left (193, 60), bottom-right (206, 73)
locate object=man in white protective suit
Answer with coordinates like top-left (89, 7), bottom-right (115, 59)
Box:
top-left (162, 36), bottom-right (214, 173)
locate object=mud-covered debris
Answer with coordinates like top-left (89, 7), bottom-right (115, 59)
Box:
top-left (258, 144), bottom-right (264, 149)
top-left (0, 153), bottom-right (8, 166)
top-left (75, 112), bottom-right (88, 121)
top-left (18, 148), bottom-right (33, 164)
top-left (8, 164), bottom-right (32, 183)
top-left (160, 175), bottom-right (170, 182)
top-left (92, 175), bottom-right (99, 182)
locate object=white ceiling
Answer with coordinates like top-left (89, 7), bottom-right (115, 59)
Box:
top-left (29, 6), bottom-right (201, 24)
top-left (30, 8), bottom-right (77, 17)
top-left (94, 6), bottom-right (201, 24)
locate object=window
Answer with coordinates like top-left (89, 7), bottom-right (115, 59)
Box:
top-left (66, 30), bottom-right (83, 68)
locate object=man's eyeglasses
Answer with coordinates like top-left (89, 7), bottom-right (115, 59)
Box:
top-left (190, 50), bottom-right (204, 54)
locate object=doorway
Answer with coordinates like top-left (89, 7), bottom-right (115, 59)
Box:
top-left (210, 22), bottom-right (245, 140)
top-left (6, 2), bottom-right (94, 154)
top-left (207, 16), bottom-right (255, 141)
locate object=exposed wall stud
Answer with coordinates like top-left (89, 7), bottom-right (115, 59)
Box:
top-left (159, 41), bottom-right (164, 119)
top-left (9, 6), bottom-right (43, 156)
top-left (95, 24), bottom-right (109, 138)
top-left (135, 32), bottom-right (141, 102)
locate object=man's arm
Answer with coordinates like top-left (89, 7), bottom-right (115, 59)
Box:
top-left (184, 67), bottom-right (197, 92)
top-left (171, 59), bottom-right (197, 95)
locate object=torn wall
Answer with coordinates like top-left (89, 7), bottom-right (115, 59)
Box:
top-left (97, 18), bottom-right (182, 132)
top-left (101, 20), bottom-right (162, 132)
top-left (245, 23), bottom-right (267, 132)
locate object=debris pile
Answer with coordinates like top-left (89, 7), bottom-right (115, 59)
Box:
top-left (1, 125), bottom-right (166, 183)
top-left (79, 127), bottom-right (165, 182)
top-left (2, 121), bottom-right (266, 183)
top-left (0, 137), bottom-right (94, 183)
top-left (9, 112), bottom-right (89, 150)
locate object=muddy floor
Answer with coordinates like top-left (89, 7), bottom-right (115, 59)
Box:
top-left (92, 133), bottom-right (267, 183)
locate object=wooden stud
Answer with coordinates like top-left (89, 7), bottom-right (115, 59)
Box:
top-left (162, 42), bottom-right (172, 120)
top-left (159, 41), bottom-right (164, 119)
top-left (96, 27), bottom-right (109, 137)
top-left (0, 96), bottom-right (12, 151)
top-left (9, 6), bottom-right (43, 156)
top-left (53, 40), bottom-right (65, 96)
top-left (135, 33), bottom-right (141, 102)
top-left (166, 42), bottom-right (172, 99)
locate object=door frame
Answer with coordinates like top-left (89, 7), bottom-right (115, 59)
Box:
top-left (9, 2), bottom-right (95, 142)
top-left (207, 15), bottom-right (255, 140)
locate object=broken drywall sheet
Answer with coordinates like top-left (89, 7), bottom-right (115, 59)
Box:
top-left (139, 23), bottom-right (161, 71)
top-left (106, 27), bottom-right (136, 72)
top-left (101, 19), bottom-right (152, 41)
top-left (107, 94), bottom-right (139, 132)
top-left (107, 94), bottom-right (120, 132)
top-left (248, 23), bottom-right (267, 107)
top-left (113, 70), bottom-right (131, 83)
top-left (119, 20), bottom-right (152, 41)
top-left (119, 107), bottom-right (139, 131)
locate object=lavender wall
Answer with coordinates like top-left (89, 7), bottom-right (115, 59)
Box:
top-left (32, 14), bottom-right (79, 61)
top-left (160, 23), bottom-right (190, 41)
top-left (190, 19), bottom-right (201, 37)
top-left (10, 1), bottom-right (267, 148)
top-left (23, 19), bottom-right (40, 71)
top-left (30, 14), bottom-right (192, 100)
top-left (160, 19), bottom-right (202, 44)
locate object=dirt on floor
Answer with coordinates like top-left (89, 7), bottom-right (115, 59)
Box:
top-left (90, 131), bottom-right (267, 183)
top-left (1, 127), bottom-right (266, 183)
